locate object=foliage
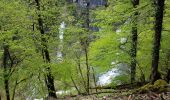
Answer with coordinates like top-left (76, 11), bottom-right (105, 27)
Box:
top-left (0, 0), bottom-right (170, 99)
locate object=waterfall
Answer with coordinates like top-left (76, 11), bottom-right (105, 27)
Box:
top-left (57, 22), bottom-right (66, 61)
top-left (97, 63), bottom-right (129, 86)
top-left (97, 68), bottom-right (119, 86)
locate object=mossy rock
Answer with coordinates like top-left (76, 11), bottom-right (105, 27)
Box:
top-left (153, 79), bottom-right (168, 92)
top-left (153, 79), bottom-right (168, 87)
top-left (136, 79), bottom-right (168, 93)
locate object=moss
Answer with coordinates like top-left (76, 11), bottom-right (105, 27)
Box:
top-left (153, 79), bottom-right (168, 92)
top-left (140, 83), bottom-right (153, 90)
top-left (137, 83), bottom-right (153, 93)
top-left (136, 79), bottom-right (168, 93)
top-left (153, 79), bottom-right (168, 87)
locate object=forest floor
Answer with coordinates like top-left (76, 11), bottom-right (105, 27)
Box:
top-left (58, 90), bottom-right (170, 100)
top-left (71, 92), bottom-right (170, 100)
top-left (57, 81), bottom-right (170, 100)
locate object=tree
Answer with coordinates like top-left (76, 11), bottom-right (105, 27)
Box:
top-left (0, 1), bottom-right (33, 99)
top-left (82, 0), bottom-right (90, 94)
top-left (151, 0), bottom-right (165, 83)
top-left (1, 0), bottom-right (170, 99)
top-left (34, 0), bottom-right (57, 98)
top-left (2, 44), bottom-right (10, 100)
top-left (68, 0), bottom-right (91, 94)
top-left (130, 0), bottom-right (139, 83)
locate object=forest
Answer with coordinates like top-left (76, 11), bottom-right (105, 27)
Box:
top-left (0, 0), bottom-right (170, 100)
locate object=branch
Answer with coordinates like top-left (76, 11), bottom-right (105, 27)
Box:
top-left (9, 55), bottom-right (28, 77)
top-left (16, 74), bottom-right (33, 85)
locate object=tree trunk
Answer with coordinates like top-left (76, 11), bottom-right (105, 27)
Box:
top-left (92, 67), bottom-right (98, 93)
top-left (3, 44), bottom-right (10, 100)
top-left (85, 0), bottom-right (90, 95)
top-left (165, 69), bottom-right (170, 83)
top-left (34, 0), bottom-right (57, 98)
top-left (130, 0), bottom-right (139, 83)
top-left (151, 0), bottom-right (165, 83)
top-left (11, 80), bottom-right (17, 100)
top-left (79, 0), bottom-right (90, 94)
top-left (76, 55), bottom-right (87, 92)
top-left (71, 76), bottom-right (81, 94)
top-left (84, 46), bottom-right (90, 94)
top-left (4, 78), bottom-right (10, 100)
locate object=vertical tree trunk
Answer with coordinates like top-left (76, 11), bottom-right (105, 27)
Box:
top-left (71, 76), bottom-right (81, 94)
top-left (84, 46), bottom-right (90, 94)
top-left (85, 0), bottom-right (90, 94)
top-left (151, 0), bottom-right (165, 83)
top-left (3, 44), bottom-right (10, 100)
top-left (165, 69), bottom-right (170, 83)
top-left (34, 0), bottom-right (57, 98)
top-left (79, 0), bottom-right (90, 94)
top-left (130, 0), bottom-right (139, 83)
top-left (76, 55), bottom-right (87, 92)
top-left (4, 77), bottom-right (10, 100)
top-left (11, 80), bottom-right (17, 100)
top-left (92, 67), bottom-right (97, 93)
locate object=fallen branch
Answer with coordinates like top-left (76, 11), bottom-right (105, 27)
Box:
top-left (90, 81), bottom-right (149, 90)
top-left (89, 90), bottom-right (129, 95)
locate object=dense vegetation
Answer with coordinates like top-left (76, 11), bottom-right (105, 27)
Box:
top-left (0, 0), bottom-right (169, 100)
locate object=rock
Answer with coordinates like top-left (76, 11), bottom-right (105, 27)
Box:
top-left (136, 79), bottom-right (169, 93)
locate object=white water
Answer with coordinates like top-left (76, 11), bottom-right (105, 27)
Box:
top-left (116, 29), bottom-right (121, 34)
top-left (57, 22), bottom-right (66, 60)
top-left (97, 68), bottom-right (119, 86)
top-left (56, 90), bottom-right (70, 95)
top-left (56, 88), bottom-right (76, 95)
top-left (97, 63), bottom-right (129, 86)
top-left (34, 98), bottom-right (43, 100)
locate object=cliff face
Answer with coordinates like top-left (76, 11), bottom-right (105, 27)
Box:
top-left (90, 0), bottom-right (107, 7)
top-left (75, 0), bottom-right (107, 7)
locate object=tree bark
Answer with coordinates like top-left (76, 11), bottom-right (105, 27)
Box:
top-left (85, 0), bottom-right (90, 95)
top-left (84, 46), bottom-right (90, 94)
top-left (92, 67), bottom-right (98, 93)
top-left (79, 0), bottom-right (90, 94)
top-left (71, 76), bottom-right (81, 94)
top-left (165, 69), bottom-right (170, 83)
top-left (130, 0), bottom-right (139, 83)
top-left (75, 54), bottom-right (87, 92)
top-left (151, 0), bottom-right (165, 83)
top-left (34, 0), bottom-right (57, 98)
top-left (11, 80), bottom-right (17, 100)
top-left (3, 44), bottom-right (10, 100)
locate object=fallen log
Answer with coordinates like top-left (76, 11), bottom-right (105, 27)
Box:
top-left (90, 81), bottom-right (149, 90)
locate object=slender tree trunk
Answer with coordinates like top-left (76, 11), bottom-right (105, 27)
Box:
top-left (3, 44), bottom-right (10, 100)
top-left (4, 78), bottom-right (10, 100)
top-left (34, 0), bottom-right (57, 98)
top-left (130, 0), bottom-right (139, 83)
top-left (92, 67), bottom-right (97, 93)
top-left (151, 0), bottom-right (165, 83)
top-left (85, 0), bottom-right (90, 95)
top-left (77, 59), bottom-right (86, 87)
top-left (11, 80), bottom-right (17, 100)
top-left (71, 76), bottom-right (81, 94)
top-left (165, 69), bottom-right (170, 83)
top-left (84, 46), bottom-right (90, 94)
top-left (137, 63), bottom-right (145, 83)
top-left (79, 0), bottom-right (90, 94)
top-left (75, 55), bottom-right (87, 92)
